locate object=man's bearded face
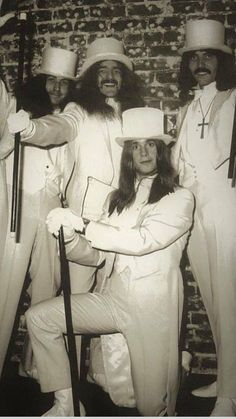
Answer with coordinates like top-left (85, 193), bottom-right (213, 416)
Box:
top-left (45, 75), bottom-right (70, 107)
top-left (97, 60), bottom-right (122, 98)
top-left (188, 50), bottom-right (218, 88)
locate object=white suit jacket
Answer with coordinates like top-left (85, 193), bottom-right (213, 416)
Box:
top-left (21, 102), bottom-right (122, 214)
top-left (172, 88), bottom-right (236, 177)
top-left (65, 184), bottom-right (194, 409)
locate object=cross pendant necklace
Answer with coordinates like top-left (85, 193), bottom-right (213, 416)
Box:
top-left (198, 96), bottom-right (215, 139)
top-left (198, 116), bottom-right (208, 139)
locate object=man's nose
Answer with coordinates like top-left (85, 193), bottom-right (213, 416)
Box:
top-left (107, 69), bottom-right (114, 79)
top-left (53, 80), bottom-right (61, 91)
top-left (198, 56), bottom-right (207, 67)
top-left (140, 144), bottom-right (148, 156)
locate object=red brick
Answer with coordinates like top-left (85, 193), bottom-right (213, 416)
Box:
top-left (127, 3), bottom-right (162, 16)
top-left (171, 1), bottom-right (205, 14)
top-left (54, 8), bottom-right (86, 20)
top-left (74, 20), bottom-right (109, 32)
top-left (110, 18), bottom-right (146, 32)
top-left (37, 21), bottom-right (73, 34)
top-left (208, 0), bottom-right (236, 12)
top-left (90, 5), bottom-right (125, 18)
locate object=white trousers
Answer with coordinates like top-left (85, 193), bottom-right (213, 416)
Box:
top-left (26, 272), bottom-right (176, 416)
top-left (0, 188), bottom-right (61, 377)
top-left (187, 182), bottom-right (236, 397)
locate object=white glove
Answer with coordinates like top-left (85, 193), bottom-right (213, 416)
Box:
top-left (46, 208), bottom-right (85, 241)
top-left (7, 110), bottom-right (31, 134)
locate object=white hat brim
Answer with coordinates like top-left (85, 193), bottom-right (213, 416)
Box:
top-left (80, 52), bottom-right (133, 76)
top-left (36, 68), bottom-right (78, 80)
top-left (116, 134), bottom-right (174, 147)
top-left (178, 44), bottom-right (232, 55)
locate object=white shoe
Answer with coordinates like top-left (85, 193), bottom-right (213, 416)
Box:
top-left (210, 397), bottom-right (236, 416)
top-left (42, 388), bottom-right (86, 416)
top-left (191, 381), bottom-right (217, 398)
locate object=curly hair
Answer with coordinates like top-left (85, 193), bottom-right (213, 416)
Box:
top-left (14, 74), bottom-right (76, 118)
top-left (178, 49), bottom-right (236, 104)
top-left (74, 61), bottom-right (145, 118)
top-left (108, 139), bottom-right (178, 216)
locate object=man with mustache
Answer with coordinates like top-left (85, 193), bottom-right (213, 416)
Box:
top-left (8, 37), bottom-right (144, 414)
top-left (172, 19), bottom-right (236, 416)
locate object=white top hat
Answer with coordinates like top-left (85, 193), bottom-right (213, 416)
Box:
top-left (179, 19), bottom-right (232, 55)
top-left (36, 46), bottom-right (79, 80)
top-left (80, 37), bottom-right (133, 76)
top-left (116, 107), bottom-right (173, 147)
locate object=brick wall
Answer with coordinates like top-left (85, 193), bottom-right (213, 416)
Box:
top-left (1, 0), bottom-right (236, 375)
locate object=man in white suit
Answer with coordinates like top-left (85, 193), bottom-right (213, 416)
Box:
top-left (25, 107), bottom-right (194, 417)
top-left (172, 19), bottom-right (236, 416)
top-left (0, 46), bottom-right (78, 380)
top-left (8, 37), bottom-right (144, 411)
top-left (8, 37), bottom-right (144, 284)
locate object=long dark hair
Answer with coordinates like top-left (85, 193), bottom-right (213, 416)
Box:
top-left (74, 61), bottom-right (145, 118)
top-left (14, 74), bottom-right (76, 118)
top-left (108, 139), bottom-right (178, 215)
top-left (178, 49), bottom-right (236, 104)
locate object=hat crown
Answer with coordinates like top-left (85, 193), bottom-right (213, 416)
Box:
top-left (80, 37), bottom-right (133, 75)
top-left (86, 37), bottom-right (125, 59)
top-left (37, 46), bottom-right (78, 79)
top-left (122, 108), bottom-right (165, 139)
top-left (179, 19), bottom-right (232, 55)
top-left (116, 108), bottom-right (173, 147)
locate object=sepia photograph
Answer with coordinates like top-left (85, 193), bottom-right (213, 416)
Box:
top-left (0, 0), bottom-right (236, 416)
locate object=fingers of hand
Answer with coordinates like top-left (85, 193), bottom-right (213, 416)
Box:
top-left (46, 219), bottom-right (61, 237)
top-left (7, 110), bottom-right (30, 133)
top-left (46, 208), bottom-right (79, 237)
top-left (69, 212), bottom-right (84, 232)
top-left (46, 208), bottom-right (65, 236)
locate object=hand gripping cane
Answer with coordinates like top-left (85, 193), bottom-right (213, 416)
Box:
top-left (58, 226), bottom-right (81, 416)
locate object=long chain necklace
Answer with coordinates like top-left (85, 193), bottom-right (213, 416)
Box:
top-left (198, 96), bottom-right (215, 139)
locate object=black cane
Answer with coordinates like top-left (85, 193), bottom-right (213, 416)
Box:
top-left (228, 105), bottom-right (236, 187)
top-left (58, 227), bottom-right (81, 416)
top-left (10, 12), bottom-right (27, 239)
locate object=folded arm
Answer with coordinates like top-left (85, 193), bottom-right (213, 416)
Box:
top-left (85, 188), bottom-right (194, 256)
top-left (46, 207), bottom-right (105, 267)
top-left (46, 188), bottom-right (194, 264)
top-left (65, 234), bottom-right (105, 267)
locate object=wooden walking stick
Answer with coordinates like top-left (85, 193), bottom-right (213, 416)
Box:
top-left (58, 225), bottom-right (81, 416)
top-left (10, 12), bottom-right (27, 240)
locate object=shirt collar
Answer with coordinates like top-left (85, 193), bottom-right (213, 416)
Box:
top-left (193, 81), bottom-right (217, 101)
